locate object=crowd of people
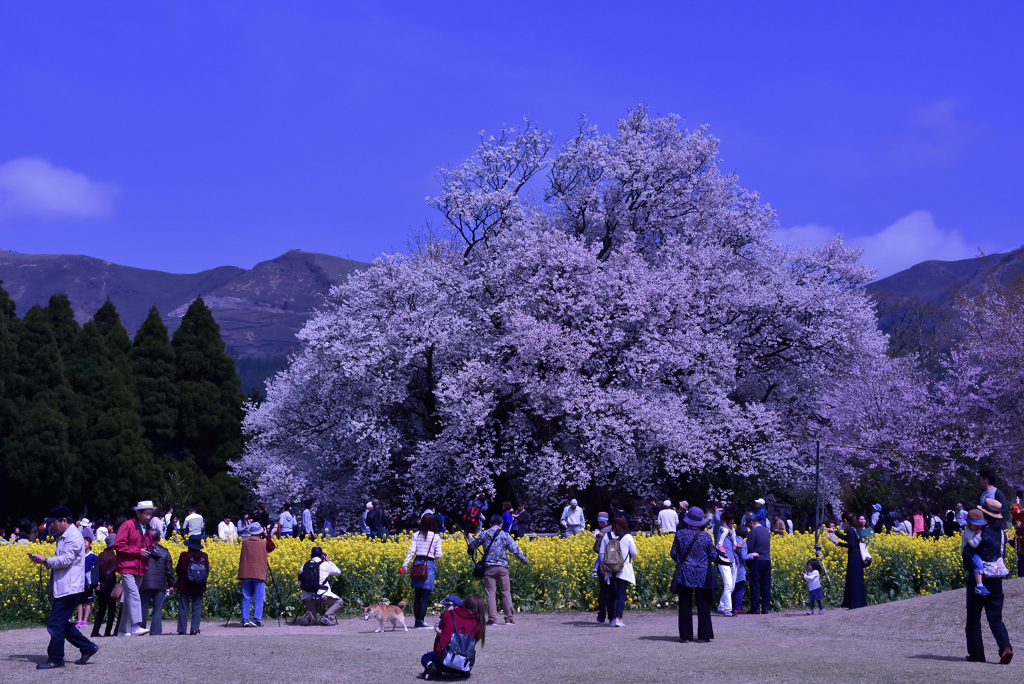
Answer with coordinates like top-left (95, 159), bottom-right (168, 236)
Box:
top-left (20, 468), bottom-right (1022, 671)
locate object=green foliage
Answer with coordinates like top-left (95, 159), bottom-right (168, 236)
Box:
top-left (132, 306), bottom-right (178, 457)
top-left (0, 285), bottom-right (247, 523)
top-left (171, 297), bottom-right (246, 520)
top-left (3, 306), bottom-right (74, 515)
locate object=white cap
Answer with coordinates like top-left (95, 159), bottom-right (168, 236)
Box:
top-left (366, 502), bottom-right (373, 509)
top-left (754, 498), bottom-right (766, 505)
top-left (80, 518), bottom-right (91, 526)
top-left (663, 500), bottom-right (672, 507)
top-left (134, 500), bottom-right (156, 511)
top-left (570, 499), bottom-right (578, 506)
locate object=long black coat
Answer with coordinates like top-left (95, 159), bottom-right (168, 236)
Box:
top-left (837, 526), bottom-right (867, 609)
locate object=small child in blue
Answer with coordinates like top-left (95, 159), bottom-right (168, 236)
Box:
top-left (802, 558), bottom-right (824, 614)
top-left (961, 509), bottom-right (991, 595)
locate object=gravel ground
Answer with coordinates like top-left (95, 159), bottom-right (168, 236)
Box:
top-left (2, 579), bottom-right (1021, 683)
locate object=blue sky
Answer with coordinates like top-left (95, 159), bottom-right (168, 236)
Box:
top-left (0, 2), bottom-right (1021, 277)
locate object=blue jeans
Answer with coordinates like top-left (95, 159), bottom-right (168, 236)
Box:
top-left (612, 577), bottom-right (629, 619)
top-left (48, 594), bottom-right (94, 663)
top-left (241, 578), bottom-right (266, 623)
top-left (968, 554), bottom-right (984, 577)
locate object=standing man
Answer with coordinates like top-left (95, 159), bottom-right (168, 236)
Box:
top-left (979, 470), bottom-right (1009, 530)
top-left (468, 514), bottom-right (529, 625)
top-left (28, 506), bottom-right (99, 669)
top-left (560, 499), bottom-right (586, 537)
top-left (302, 504), bottom-right (314, 541)
top-left (113, 500), bottom-right (156, 636)
top-left (149, 511), bottom-right (164, 540)
top-left (658, 500), bottom-right (679, 534)
top-left (238, 522), bottom-right (276, 627)
top-left (163, 506), bottom-right (174, 532)
top-left (279, 505), bottom-right (296, 537)
top-left (465, 493), bottom-right (489, 534)
top-left (182, 506), bottom-right (204, 538)
top-left (366, 500), bottom-right (386, 540)
top-left (218, 513), bottom-right (238, 542)
top-left (745, 515), bottom-right (772, 615)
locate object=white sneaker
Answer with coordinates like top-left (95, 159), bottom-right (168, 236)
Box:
top-left (130, 626), bottom-right (150, 636)
top-left (611, 618), bottom-right (624, 627)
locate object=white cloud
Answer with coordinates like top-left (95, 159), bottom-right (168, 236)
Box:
top-left (0, 156), bottom-right (118, 222)
top-left (775, 211), bottom-right (982, 278)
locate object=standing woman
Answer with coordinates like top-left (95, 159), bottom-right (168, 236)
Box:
top-left (599, 514), bottom-right (638, 628)
top-left (401, 512), bottom-right (443, 629)
top-left (175, 535), bottom-right (209, 635)
top-left (671, 506), bottom-right (718, 643)
top-left (716, 514), bottom-right (737, 617)
top-left (829, 513), bottom-right (867, 609)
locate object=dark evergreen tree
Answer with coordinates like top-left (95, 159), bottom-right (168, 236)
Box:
top-left (45, 293), bottom-right (80, 359)
top-left (0, 283), bottom-right (20, 522)
top-left (66, 301), bottom-right (158, 516)
top-left (171, 297), bottom-right (246, 519)
top-left (131, 306), bottom-right (178, 457)
top-left (3, 305), bottom-right (74, 515)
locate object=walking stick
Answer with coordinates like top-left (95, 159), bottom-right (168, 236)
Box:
top-left (266, 565), bottom-right (284, 627)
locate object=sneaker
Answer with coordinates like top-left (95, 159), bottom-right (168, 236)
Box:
top-left (723, 611), bottom-right (734, 617)
top-left (74, 645), bottom-right (99, 665)
top-left (999, 649), bottom-right (1014, 665)
top-left (130, 626), bottom-right (150, 637)
top-left (806, 610), bottom-right (813, 615)
top-left (252, 619), bottom-right (263, 627)
top-left (485, 619), bottom-right (497, 626)
top-left (36, 660), bottom-right (65, 669)
top-left (975, 584), bottom-right (990, 596)
top-left (733, 609), bottom-right (746, 615)
top-left (818, 609), bottom-right (824, 615)
top-left (189, 630), bottom-right (201, 635)
top-left (318, 616), bottom-right (337, 626)
top-left (504, 617), bottom-right (516, 625)
top-left (75, 621), bottom-right (86, 629)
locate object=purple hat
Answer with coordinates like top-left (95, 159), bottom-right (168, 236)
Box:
top-left (683, 506), bottom-right (706, 528)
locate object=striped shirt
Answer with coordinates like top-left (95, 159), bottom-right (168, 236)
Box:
top-left (403, 532), bottom-right (442, 568)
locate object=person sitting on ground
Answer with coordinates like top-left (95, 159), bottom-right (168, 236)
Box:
top-left (139, 529), bottom-right (175, 635)
top-left (175, 535), bottom-right (209, 635)
top-left (297, 546), bottom-right (343, 626)
top-left (422, 594), bottom-right (486, 681)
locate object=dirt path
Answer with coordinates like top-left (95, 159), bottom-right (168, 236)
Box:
top-left (2, 579), bottom-right (1021, 683)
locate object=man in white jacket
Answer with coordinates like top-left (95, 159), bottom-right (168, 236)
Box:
top-left (29, 506), bottom-right (99, 669)
top-left (297, 547), bottom-right (343, 626)
top-left (561, 499), bottom-right (586, 537)
top-left (657, 500), bottom-right (679, 534)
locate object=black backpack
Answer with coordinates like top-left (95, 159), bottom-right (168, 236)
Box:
top-left (298, 560), bottom-right (323, 593)
top-left (185, 552), bottom-right (208, 584)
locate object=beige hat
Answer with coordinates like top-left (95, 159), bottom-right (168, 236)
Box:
top-left (979, 498), bottom-right (1003, 519)
top-left (134, 500), bottom-right (156, 511)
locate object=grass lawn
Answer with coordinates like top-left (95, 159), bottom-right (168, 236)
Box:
top-left (1, 579), bottom-right (1020, 683)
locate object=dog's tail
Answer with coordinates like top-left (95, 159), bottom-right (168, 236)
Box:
top-left (397, 600), bottom-right (407, 610)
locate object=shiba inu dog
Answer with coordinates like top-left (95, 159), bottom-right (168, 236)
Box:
top-left (362, 600), bottom-right (408, 632)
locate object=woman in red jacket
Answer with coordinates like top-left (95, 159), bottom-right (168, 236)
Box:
top-left (422, 593), bottom-right (486, 680)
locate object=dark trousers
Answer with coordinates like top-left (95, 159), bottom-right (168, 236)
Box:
top-left (611, 577), bottom-right (629, 619)
top-left (596, 577), bottom-right (616, 621)
top-left (748, 559), bottom-right (772, 614)
top-left (91, 596), bottom-right (117, 637)
top-left (413, 588), bottom-right (431, 623)
top-left (47, 594), bottom-right (95, 663)
top-left (421, 651), bottom-right (463, 676)
top-left (677, 586), bottom-right (713, 641)
top-left (140, 589), bottom-right (166, 635)
top-left (966, 577), bottom-right (1012, 661)
top-left (178, 593), bottom-right (203, 634)
top-left (732, 580), bottom-right (746, 611)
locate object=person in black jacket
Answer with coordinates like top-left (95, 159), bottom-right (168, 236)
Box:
top-left (366, 499), bottom-right (387, 540)
top-left (139, 530), bottom-right (176, 635)
top-left (745, 516), bottom-right (772, 614)
top-left (964, 499), bottom-right (1013, 664)
top-left (829, 513), bottom-right (867, 609)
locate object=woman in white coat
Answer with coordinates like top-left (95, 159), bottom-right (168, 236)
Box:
top-left (599, 514), bottom-right (639, 628)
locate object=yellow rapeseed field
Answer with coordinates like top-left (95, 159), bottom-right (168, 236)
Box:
top-left (0, 530), bottom-right (1016, 625)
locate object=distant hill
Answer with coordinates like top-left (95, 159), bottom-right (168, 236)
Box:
top-left (0, 249), bottom-right (367, 391)
top-left (866, 247), bottom-right (1023, 302)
